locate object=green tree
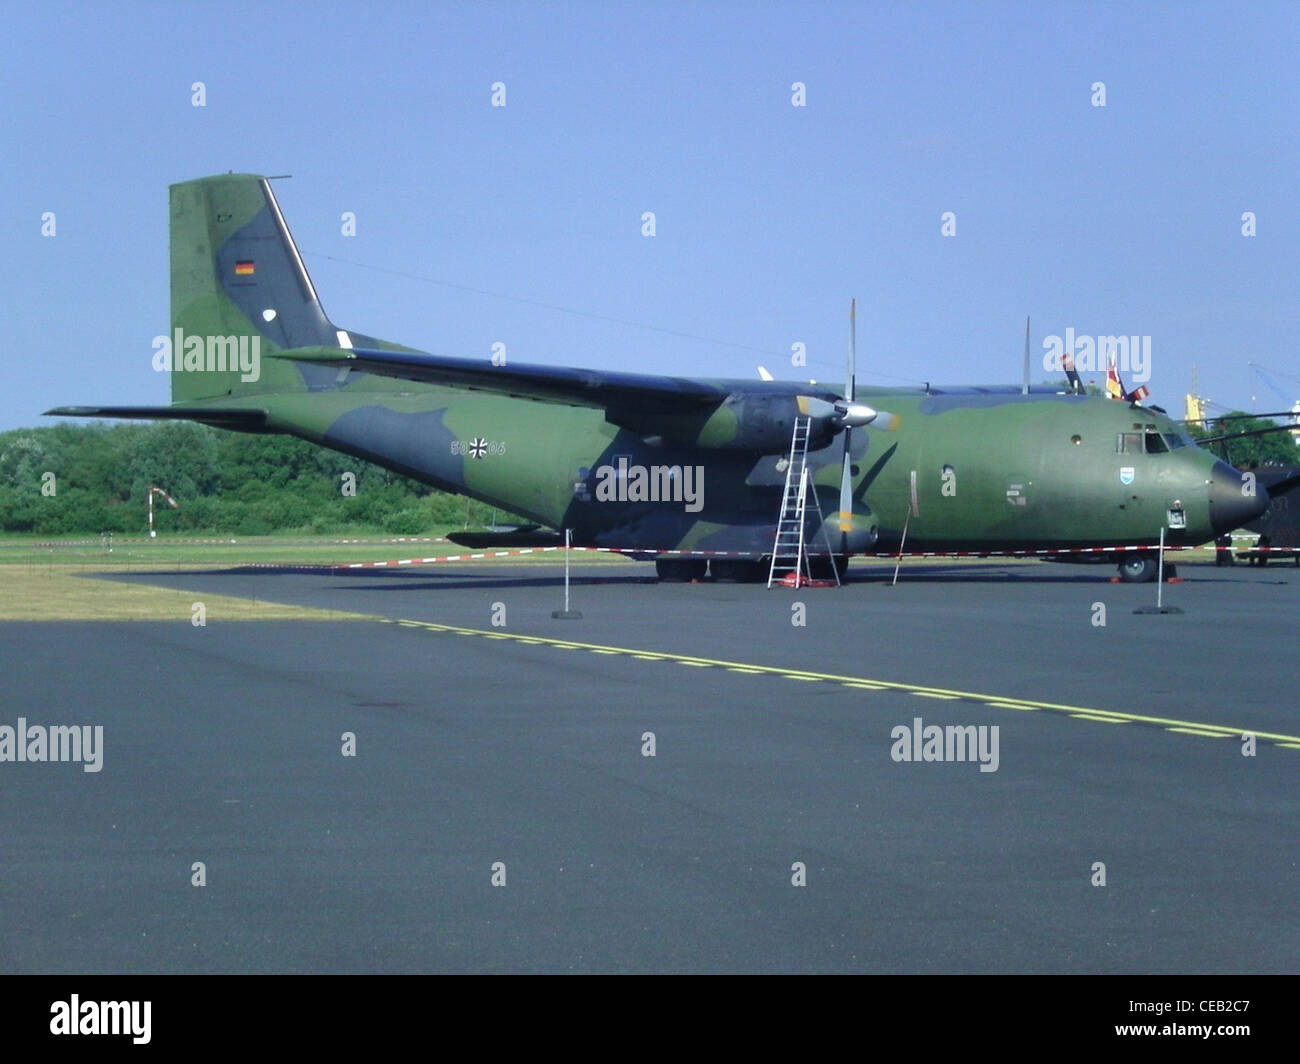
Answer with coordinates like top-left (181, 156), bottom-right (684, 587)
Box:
top-left (1189, 411), bottom-right (1299, 468)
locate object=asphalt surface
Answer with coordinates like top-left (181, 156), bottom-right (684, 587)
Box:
top-left (1, 559), bottom-right (1296, 972)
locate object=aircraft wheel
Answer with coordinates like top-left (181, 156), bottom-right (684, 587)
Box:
top-left (1117, 557), bottom-right (1158, 583)
top-left (656, 557), bottom-right (707, 582)
top-left (709, 558), bottom-right (765, 583)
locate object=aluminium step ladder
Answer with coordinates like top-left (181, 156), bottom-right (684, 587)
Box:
top-left (767, 417), bottom-right (841, 587)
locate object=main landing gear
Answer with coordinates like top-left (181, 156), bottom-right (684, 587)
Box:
top-left (1117, 556), bottom-right (1177, 583)
top-left (654, 557), bottom-right (708, 582)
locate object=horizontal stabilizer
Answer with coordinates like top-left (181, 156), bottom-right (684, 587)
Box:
top-left (446, 527), bottom-right (564, 549)
top-left (44, 406), bottom-right (268, 430)
top-left (1261, 471), bottom-right (1300, 498)
top-left (1198, 423), bottom-right (1300, 445)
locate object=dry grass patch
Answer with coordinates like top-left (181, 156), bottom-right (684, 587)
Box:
top-left (0, 566), bottom-right (378, 622)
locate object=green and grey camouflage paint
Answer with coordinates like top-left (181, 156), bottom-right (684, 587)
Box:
top-left (48, 173), bottom-right (1267, 565)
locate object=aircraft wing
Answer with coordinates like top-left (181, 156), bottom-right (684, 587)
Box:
top-left (272, 346), bottom-right (742, 414)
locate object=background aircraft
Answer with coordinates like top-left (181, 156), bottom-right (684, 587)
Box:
top-left (48, 174), bottom-right (1269, 583)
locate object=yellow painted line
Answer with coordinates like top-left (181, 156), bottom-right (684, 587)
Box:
top-left (727, 667), bottom-right (764, 674)
top-left (1277, 743), bottom-right (1300, 750)
top-left (912, 692), bottom-right (959, 701)
top-left (1166, 727), bottom-right (1230, 738)
top-left (392, 619), bottom-right (1300, 747)
top-left (843, 683), bottom-right (886, 690)
top-left (1071, 713), bottom-right (1129, 724)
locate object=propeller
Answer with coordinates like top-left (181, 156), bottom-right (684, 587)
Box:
top-left (839, 299), bottom-right (857, 547)
top-left (793, 304), bottom-right (900, 434)
top-left (791, 301), bottom-right (900, 556)
top-left (794, 393), bottom-right (893, 427)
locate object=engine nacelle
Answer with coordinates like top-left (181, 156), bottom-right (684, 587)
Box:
top-left (690, 394), bottom-right (839, 454)
top-left (811, 506), bottom-right (879, 554)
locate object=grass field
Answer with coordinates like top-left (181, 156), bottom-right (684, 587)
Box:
top-left (0, 565), bottom-right (384, 622)
top-left (0, 532), bottom-right (636, 620)
top-left (0, 532), bottom-right (638, 569)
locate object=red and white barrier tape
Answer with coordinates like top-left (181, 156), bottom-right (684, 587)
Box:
top-left (232, 542), bottom-right (1297, 571)
top-left (21, 537), bottom-right (1294, 569)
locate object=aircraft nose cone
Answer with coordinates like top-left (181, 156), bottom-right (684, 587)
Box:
top-left (1208, 461), bottom-right (1269, 534)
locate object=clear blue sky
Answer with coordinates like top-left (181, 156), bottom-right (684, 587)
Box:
top-left (5, 0), bottom-right (1299, 430)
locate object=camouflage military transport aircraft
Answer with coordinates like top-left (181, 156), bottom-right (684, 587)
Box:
top-left (47, 173), bottom-right (1269, 582)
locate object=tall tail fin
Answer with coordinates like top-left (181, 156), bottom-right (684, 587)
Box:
top-left (169, 173), bottom-right (347, 402)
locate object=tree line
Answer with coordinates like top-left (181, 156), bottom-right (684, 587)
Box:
top-left (0, 422), bottom-right (511, 535)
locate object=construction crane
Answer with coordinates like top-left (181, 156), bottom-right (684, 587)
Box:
top-left (1248, 362), bottom-right (1300, 440)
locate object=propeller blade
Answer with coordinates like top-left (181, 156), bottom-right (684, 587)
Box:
top-left (1197, 423), bottom-right (1300, 445)
top-left (1022, 315), bottom-right (1030, 395)
top-left (840, 299), bottom-right (857, 541)
top-left (839, 442), bottom-right (854, 537)
top-left (847, 298), bottom-right (856, 403)
top-left (1181, 411), bottom-right (1297, 423)
top-left (796, 395), bottom-right (838, 419)
top-left (797, 302), bottom-right (899, 439)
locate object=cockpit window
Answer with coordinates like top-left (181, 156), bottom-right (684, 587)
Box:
top-left (1116, 432), bottom-right (1142, 454)
top-left (1161, 432), bottom-right (1186, 450)
top-left (1144, 432), bottom-right (1169, 454)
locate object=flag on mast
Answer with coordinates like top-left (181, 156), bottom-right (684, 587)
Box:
top-left (1106, 351), bottom-right (1149, 403)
